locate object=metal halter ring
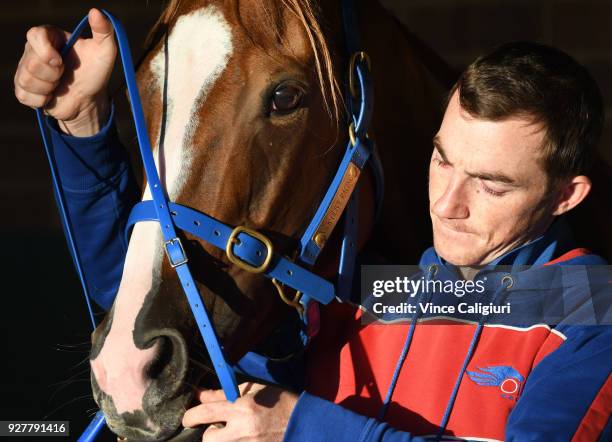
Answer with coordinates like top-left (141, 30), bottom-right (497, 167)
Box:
top-left (272, 278), bottom-right (304, 314)
top-left (349, 121), bottom-right (357, 146)
top-left (349, 121), bottom-right (371, 147)
top-left (226, 226), bottom-right (274, 274)
top-left (348, 51), bottom-right (371, 99)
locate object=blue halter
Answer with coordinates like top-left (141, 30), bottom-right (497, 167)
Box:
top-left (35, 3), bottom-right (379, 440)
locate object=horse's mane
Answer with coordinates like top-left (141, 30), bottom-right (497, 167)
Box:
top-left (144, 0), bottom-right (341, 122)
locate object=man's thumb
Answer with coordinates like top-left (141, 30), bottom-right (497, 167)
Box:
top-left (88, 8), bottom-right (113, 44)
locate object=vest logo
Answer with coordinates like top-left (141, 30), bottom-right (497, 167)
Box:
top-left (466, 365), bottom-right (525, 399)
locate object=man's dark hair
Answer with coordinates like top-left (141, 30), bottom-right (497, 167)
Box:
top-left (451, 41), bottom-right (604, 185)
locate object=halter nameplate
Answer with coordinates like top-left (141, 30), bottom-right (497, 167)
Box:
top-left (311, 162), bottom-right (361, 250)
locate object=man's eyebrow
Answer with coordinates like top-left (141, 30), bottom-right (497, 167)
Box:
top-left (433, 136), bottom-right (517, 185)
top-left (432, 136), bottom-right (452, 165)
top-left (466, 170), bottom-right (517, 185)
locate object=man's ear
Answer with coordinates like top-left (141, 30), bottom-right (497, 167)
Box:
top-left (552, 175), bottom-right (592, 215)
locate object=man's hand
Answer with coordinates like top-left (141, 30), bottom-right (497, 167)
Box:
top-left (183, 383), bottom-right (299, 442)
top-left (14, 8), bottom-right (116, 136)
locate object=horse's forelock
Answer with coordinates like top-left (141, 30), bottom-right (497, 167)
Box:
top-left (143, 0), bottom-right (183, 52)
top-left (279, 0), bottom-right (343, 123)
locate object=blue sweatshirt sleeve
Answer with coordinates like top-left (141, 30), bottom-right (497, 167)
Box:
top-left (506, 325), bottom-right (612, 441)
top-left (49, 105), bottom-right (140, 310)
top-left (283, 392), bottom-right (426, 442)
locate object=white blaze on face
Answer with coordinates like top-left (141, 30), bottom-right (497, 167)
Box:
top-left (148, 5), bottom-right (234, 200)
top-left (90, 6), bottom-right (233, 415)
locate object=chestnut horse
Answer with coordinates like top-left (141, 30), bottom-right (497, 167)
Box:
top-left (88, 0), bottom-right (452, 439)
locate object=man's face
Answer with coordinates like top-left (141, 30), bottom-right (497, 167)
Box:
top-left (429, 91), bottom-right (556, 266)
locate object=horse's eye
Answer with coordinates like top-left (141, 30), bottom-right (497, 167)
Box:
top-left (271, 84), bottom-right (303, 113)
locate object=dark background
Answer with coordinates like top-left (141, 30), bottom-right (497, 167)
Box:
top-left (0, 0), bottom-right (610, 440)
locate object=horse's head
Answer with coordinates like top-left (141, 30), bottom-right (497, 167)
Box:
top-left (90, 0), bottom-right (350, 439)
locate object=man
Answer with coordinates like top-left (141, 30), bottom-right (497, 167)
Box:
top-left (180, 43), bottom-right (612, 441)
top-left (15, 10), bottom-right (611, 441)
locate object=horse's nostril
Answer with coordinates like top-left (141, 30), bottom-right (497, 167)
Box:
top-left (146, 337), bottom-right (173, 379)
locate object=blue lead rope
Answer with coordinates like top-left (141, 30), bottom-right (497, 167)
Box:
top-left (77, 411), bottom-right (105, 442)
top-left (36, 10), bottom-right (239, 440)
top-left (36, 109), bottom-right (97, 330)
top-left (35, 15), bottom-right (97, 331)
top-left (34, 15), bottom-right (103, 440)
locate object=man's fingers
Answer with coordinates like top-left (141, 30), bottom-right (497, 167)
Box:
top-left (88, 8), bottom-right (114, 44)
top-left (196, 383), bottom-right (255, 402)
top-left (196, 389), bottom-right (228, 403)
top-left (15, 72), bottom-right (57, 95)
top-left (201, 424), bottom-right (227, 442)
top-left (14, 86), bottom-right (50, 109)
top-left (26, 26), bottom-right (65, 67)
top-left (22, 46), bottom-right (63, 82)
top-left (238, 382), bottom-right (262, 395)
top-left (182, 402), bottom-right (233, 428)
top-left (197, 383), bottom-right (263, 404)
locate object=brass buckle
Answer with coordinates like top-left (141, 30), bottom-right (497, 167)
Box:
top-left (348, 51), bottom-right (371, 99)
top-left (226, 226), bottom-right (273, 274)
top-left (272, 278), bottom-right (303, 314)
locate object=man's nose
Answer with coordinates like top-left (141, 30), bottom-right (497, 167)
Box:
top-left (431, 175), bottom-right (469, 219)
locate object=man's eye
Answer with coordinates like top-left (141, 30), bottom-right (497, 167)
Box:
top-left (433, 157), bottom-right (450, 168)
top-left (271, 84), bottom-right (303, 114)
top-left (481, 181), bottom-right (506, 197)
